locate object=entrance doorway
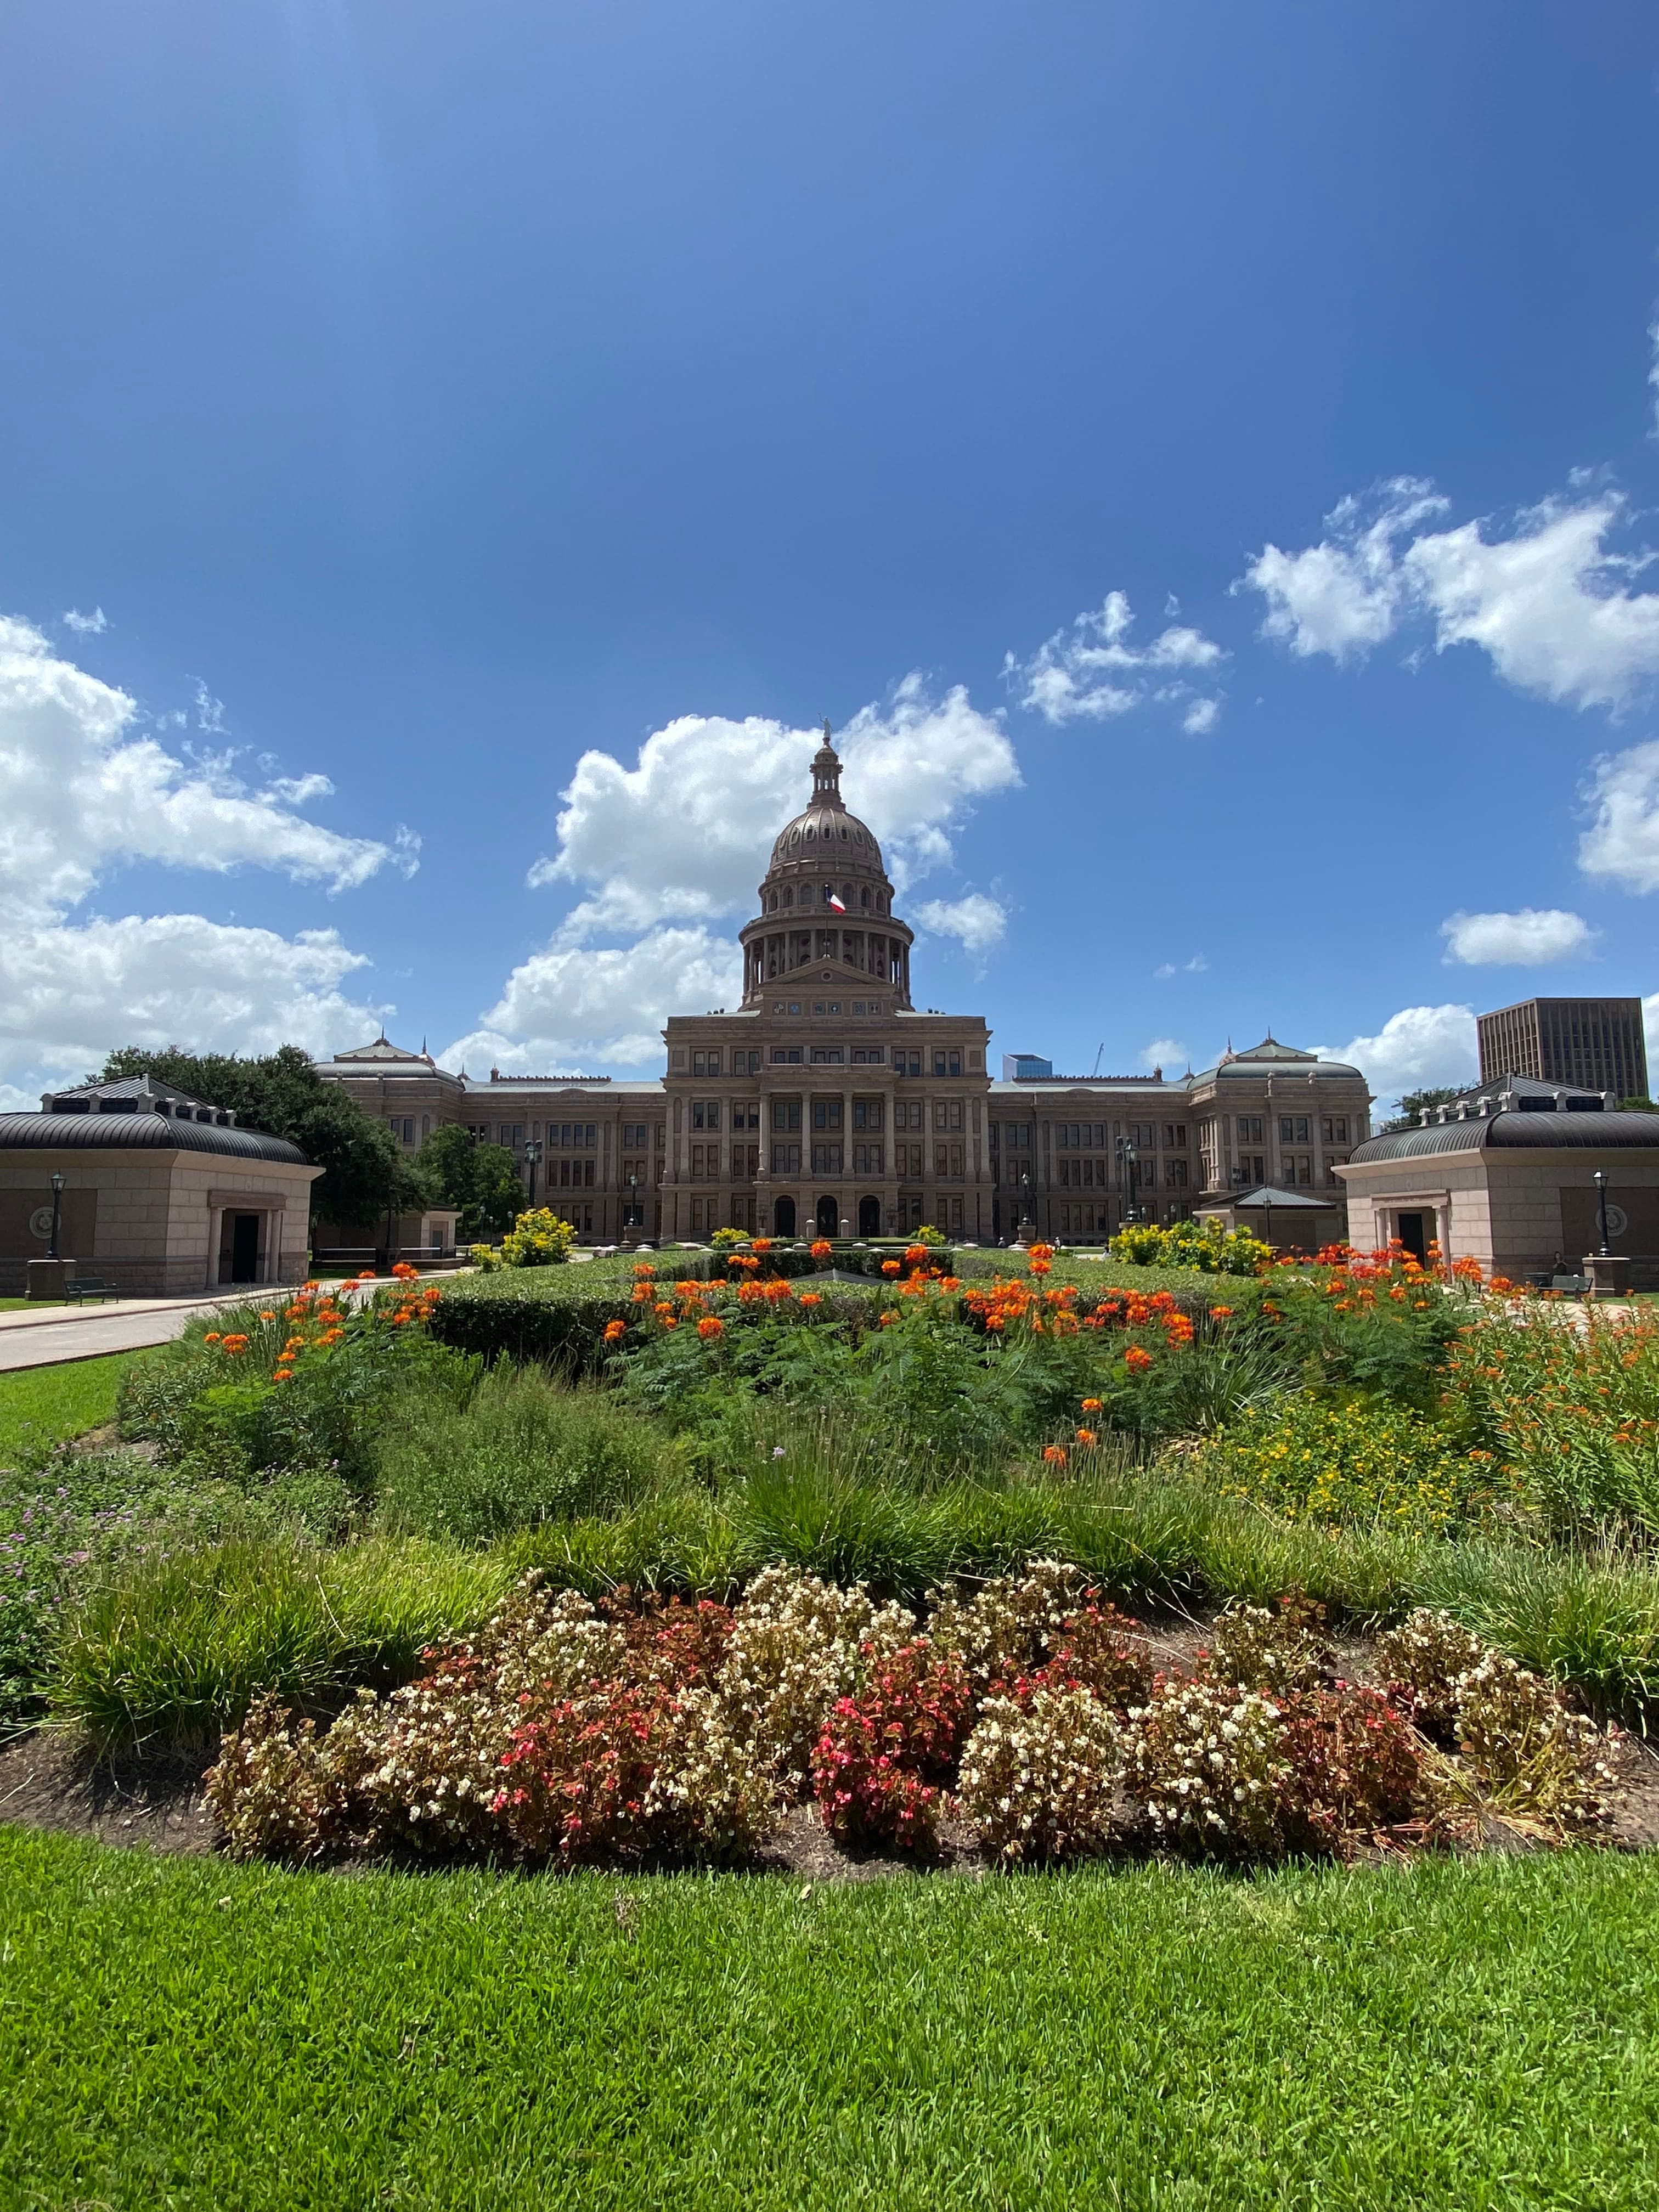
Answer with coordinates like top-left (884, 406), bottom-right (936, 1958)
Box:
top-left (773, 1195), bottom-right (797, 1238)
top-left (1396, 1210), bottom-right (1427, 1264)
top-left (858, 1194), bottom-right (881, 1237)
top-left (816, 1195), bottom-right (840, 1237)
top-left (222, 1211), bottom-right (261, 1284)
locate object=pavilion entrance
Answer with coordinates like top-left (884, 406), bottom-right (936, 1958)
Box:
top-left (773, 1195), bottom-right (797, 1237)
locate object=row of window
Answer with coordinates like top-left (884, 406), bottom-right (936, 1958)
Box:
top-left (768, 998), bottom-right (890, 1016)
top-left (1230, 1115), bottom-right (1351, 1144)
top-left (763, 882), bottom-right (890, 913)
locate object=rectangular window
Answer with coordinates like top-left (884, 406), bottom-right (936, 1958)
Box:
top-left (772, 1099), bottom-right (802, 1132)
top-left (852, 1142), bottom-right (883, 1173)
top-left (896, 1049), bottom-right (922, 1076)
top-left (811, 1142), bottom-right (844, 1173)
top-left (1164, 1125), bottom-right (1187, 1147)
top-left (1237, 1115), bottom-right (1263, 1143)
top-left (1130, 1122), bottom-right (1154, 1149)
top-left (933, 1049), bottom-right (963, 1076)
top-left (1322, 1116), bottom-right (1348, 1144)
top-left (771, 1142), bottom-right (802, 1173)
top-left (770, 1046), bottom-right (804, 1064)
top-left (850, 1046), bottom-right (884, 1064)
top-left (1165, 1158), bottom-right (1188, 1188)
top-left (895, 1142), bottom-right (924, 1177)
top-left (498, 1124), bottom-right (522, 1149)
top-left (853, 1098), bottom-right (883, 1130)
top-left (811, 1099), bottom-right (843, 1130)
top-left (623, 1122), bottom-right (646, 1146)
top-left (1279, 1115), bottom-right (1311, 1144)
top-left (810, 1046), bottom-right (844, 1065)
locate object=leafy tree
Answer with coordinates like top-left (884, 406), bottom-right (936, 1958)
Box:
top-left (418, 1123), bottom-right (525, 1239)
top-left (95, 1043), bottom-right (424, 1227)
top-left (1380, 1084), bottom-right (1472, 1135)
top-left (1618, 1097), bottom-right (1659, 1113)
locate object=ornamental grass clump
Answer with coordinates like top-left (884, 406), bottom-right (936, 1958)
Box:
top-left (810, 1637), bottom-right (972, 1854)
top-left (956, 1688), bottom-right (1122, 1864)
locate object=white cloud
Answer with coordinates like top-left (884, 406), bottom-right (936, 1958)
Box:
top-left (444, 926), bottom-right (744, 1075)
top-left (0, 916), bottom-right (382, 1097)
top-left (1439, 907), bottom-right (1595, 965)
top-left (530, 675), bottom-right (1018, 935)
top-left (1245, 481), bottom-right (1659, 712)
top-left (1328, 1003), bottom-right (1477, 1108)
top-left (1579, 741), bottom-right (1659, 893)
top-left (915, 893), bottom-right (1008, 958)
top-left (1153, 953), bottom-right (1207, 979)
top-left (61, 606), bottom-right (108, 634)
top-left (1650, 318), bottom-right (1659, 438)
top-left (0, 615), bottom-right (398, 925)
top-left (1005, 591), bottom-right (1224, 727)
top-left (0, 618), bottom-right (405, 1097)
top-left (1140, 1036), bottom-right (1184, 1073)
top-left (1240, 478), bottom-right (1447, 661)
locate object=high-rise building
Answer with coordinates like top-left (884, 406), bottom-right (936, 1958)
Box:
top-left (1476, 997), bottom-right (1649, 1102)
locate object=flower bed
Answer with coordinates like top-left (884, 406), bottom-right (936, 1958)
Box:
top-left (206, 1568), bottom-right (1629, 1872)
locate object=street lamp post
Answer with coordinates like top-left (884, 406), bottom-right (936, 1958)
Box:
top-left (1595, 1169), bottom-right (1612, 1258)
top-left (523, 1139), bottom-right (542, 1209)
top-left (46, 1172), bottom-right (64, 1261)
top-left (1585, 1167), bottom-right (1631, 1301)
top-left (1116, 1138), bottom-right (1138, 1228)
top-left (1014, 1169), bottom-right (1034, 1247)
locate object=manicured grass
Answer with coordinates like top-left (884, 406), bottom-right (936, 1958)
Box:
top-left (0, 1348), bottom-right (158, 1466)
top-left (0, 1297), bottom-right (65, 1311)
top-left (1, 1832), bottom-right (1654, 2210)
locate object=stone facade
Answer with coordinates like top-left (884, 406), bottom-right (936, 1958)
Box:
top-left (316, 740), bottom-right (1374, 1244)
top-left (0, 1080), bottom-right (320, 1295)
top-left (1339, 1109), bottom-right (1659, 1284)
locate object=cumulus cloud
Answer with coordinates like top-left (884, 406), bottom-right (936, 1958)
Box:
top-left (444, 926), bottom-right (744, 1074)
top-left (0, 615), bottom-right (398, 925)
top-left (0, 916), bottom-right (383, 1096)
top-left (61, 606), bottom-right (108, 634)
top-left (1579, 741), bottom-right (1659, 893)
top-left (1240, 478), bottom-right (1448, 661)
top-left (1154, 953), bottom-right (1207, 979)
top-left (915, 893), bottom-right (1008, 958)
top-left (0, 618), bottom-right (403, 1097)
top-left (1244, 481), bottom-right (1659, 712)
top-left (1327, 1003), bottom-right (1477, 1109)
top-left (1005, 592), bottom-right (1224, 729)
top-left (1439, 907), bottom-right (1595, 965)
top-left (1140, 1036), bottom-right (1184, 1072)
top-left (529, 674), bottom-right (1018, 935)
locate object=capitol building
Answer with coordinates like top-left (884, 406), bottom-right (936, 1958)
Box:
top-left (315, 735), bottom-right (1374, 1244)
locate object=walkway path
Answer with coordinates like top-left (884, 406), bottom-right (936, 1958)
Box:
top-left (0, 1288), bottom-right (297, 1374)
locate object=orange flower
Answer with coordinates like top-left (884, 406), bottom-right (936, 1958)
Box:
top-left (204, 1331), bottom-right (222, 1345)
top-left (1042, 1443), bottom-right (1068, 1466)
top-left (603, 1318), bottom-right (627, 1342)
top-left (1075, 1428), bottom-right (1098, 1447)
top-left (1028, 1258), bottom-right (1053, 1277)
top-left (799, 1292), bottom-right (822, 1307)
top-left (752, 1237), bottom-right (774, 1255)
top-left (274, 1367), bottom-right (294, 1384)
top-left (392, 1261), bottom-right (419, 1280)
top-left (939, 1276), bottom-right (961, 1291)
top-left (984, 1313), bottom-right (1006, 1331)
top-left (697, 1315), bottom-right (724, 1339)
top-left (1210, 1306), bottom-right (1233, 1318)
top-left (881, 1258), bottom-right (902, 1277)
top-left (654, 1301), bottom-right (675, 1319)
top-left (1081, 1397), bottom-right (1103, 1412)
top-left (1124, 1346), bottom-right (1154, 1373)
top-left (633, 1262), bottom-right (657, 1278)
top-left (878, 1311), bottom-right (899, 1327)
top-left (810, 1239), bottom-right (833, 1259)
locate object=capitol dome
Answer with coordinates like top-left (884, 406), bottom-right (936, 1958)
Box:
top-left (738, 726), bottom-right (913, 1009)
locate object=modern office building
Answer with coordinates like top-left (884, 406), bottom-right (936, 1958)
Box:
top-left (315, 736), bottom-right (1375, 1245)
top-left (1476, 997), bottom-right (1649, 1102)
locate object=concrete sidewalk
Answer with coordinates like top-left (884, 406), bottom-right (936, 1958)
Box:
top-left (0, 1287), bottom-right (295, 1374)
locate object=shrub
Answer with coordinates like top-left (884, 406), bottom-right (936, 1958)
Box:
top-left (924, 1559), bottom-right (1085, 1685)
top-left (716, 1564), bottom-right (916, 1787)
top-left (1110, 1220), bottom-right (1270, 1276)
top-left (1125, 1673), bottom-right (1295, 1858)
top-left (1280, 1684), bottom-right (1421, 1849)
top-left (204, 1691), bottom-right (374, 1863)
top-left (428, 1272), bottom-right (636, 1375)
top-left (1203, 1395), bottom-right (1494, 1533)
top-left (956, 1688), bottom-right (1121, 1863)
top-left (1371, 1607), bottom-right (1489, 1739)
top-left (499, 1208), bottom-right (579, 1267)
top-left (1205, 1595), bottom-right (1333, 1695)
top-left (810, 1638), bottom-right (971, 1854)
top-left (1453, 1650), bottom-right (1622, 1833)
top-left (1044, 1603), bottom-right (1155, 1710)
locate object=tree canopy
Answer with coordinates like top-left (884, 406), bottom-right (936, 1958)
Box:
top-left (95, 1044), bottom-right (421, 1226)
top-left (418, 1124), bottom-right (526, 1239)
top-left (1380, 1084), bottom-right (1474, 1135)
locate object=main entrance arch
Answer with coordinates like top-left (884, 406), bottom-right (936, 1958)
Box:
top-left (858, 1194), bottom-right (881, 1237)
top-left (816, 1194), bottom-right (840, 1238)
top-left (773, 1195), bottom-right (797, 1238)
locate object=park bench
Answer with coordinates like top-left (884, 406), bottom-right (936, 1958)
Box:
top-left (63, 1278), bottom-right (120, 1304)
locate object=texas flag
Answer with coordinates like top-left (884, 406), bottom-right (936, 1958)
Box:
top-left (827, 891), bottom-right (847, 913)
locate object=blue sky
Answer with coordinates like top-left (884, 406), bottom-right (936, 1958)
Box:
top-left (4, 0), bottom-right (1659, 1110)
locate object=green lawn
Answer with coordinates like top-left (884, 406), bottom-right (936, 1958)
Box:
top-left (1, 1832), bottom-right (1654, 2210)
top-left (0, 1348), bottom-right (156, 1465)
top-left (0, 1297), bottom-right (65, 1311)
